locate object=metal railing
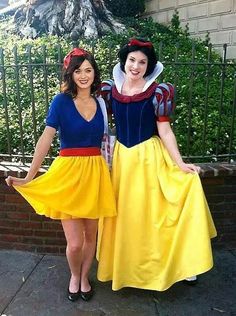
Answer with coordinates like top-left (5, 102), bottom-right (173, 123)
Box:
top-left (0, 42), bottom-right (235, 163)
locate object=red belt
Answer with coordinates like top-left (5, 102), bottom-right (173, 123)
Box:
top-left (59, 147), bottom-right (101, 156)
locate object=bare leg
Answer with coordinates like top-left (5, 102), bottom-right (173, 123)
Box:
top-left (61, 219), bottom-right (84, 293)
top-left (80, 219), bottom-right (98, 292)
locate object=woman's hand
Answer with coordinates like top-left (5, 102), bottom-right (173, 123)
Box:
top-left (177, 162), bottom-right (201, 174)
top-left (5, 176), bottom-right (32, 187)
top-left (157, 122), bottom-right (201, 175)
top-left (5, 126), bottom-right (56, 188)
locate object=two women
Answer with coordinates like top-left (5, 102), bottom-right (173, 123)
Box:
top-left (6, 39), bottom-right (216, 297)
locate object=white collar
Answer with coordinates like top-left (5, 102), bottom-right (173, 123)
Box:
top-left (113, 62), bottom-right (164, 93)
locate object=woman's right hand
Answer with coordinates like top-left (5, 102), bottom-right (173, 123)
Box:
top-left (5, 176), bottom-right (31, 187)
top-left (5, 126), bottom-right (56, 188)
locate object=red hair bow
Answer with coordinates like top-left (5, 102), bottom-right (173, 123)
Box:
top-left (128, 39), bottom-right (153, 48)
top-left (63, 48), bottom-right (88, 69)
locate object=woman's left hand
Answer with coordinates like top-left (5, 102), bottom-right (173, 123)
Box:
top-left (177, 162), bottom-right (201, 174)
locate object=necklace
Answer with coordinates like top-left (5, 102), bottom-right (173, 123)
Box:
top-left (74, 96), bottom-right (92, 102)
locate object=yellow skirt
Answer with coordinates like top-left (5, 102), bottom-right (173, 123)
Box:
top-left (14, 155), bottom-right (116, 220)
top-left (97, 136), bottom-right (217, 291)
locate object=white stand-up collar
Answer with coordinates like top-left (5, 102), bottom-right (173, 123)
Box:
top-left (113, 62), bottom-right (164, 93)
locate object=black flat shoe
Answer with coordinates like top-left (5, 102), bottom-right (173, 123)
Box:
top-left (80, 286), bottom-right (94, 301)
top-left (67, 288), bottom-right (80, 302)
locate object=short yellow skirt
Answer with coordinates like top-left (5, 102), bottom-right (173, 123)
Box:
top-left (97, 136), bottom-right (217, 291)
top-left (14, 155), bottom-right (116, 220)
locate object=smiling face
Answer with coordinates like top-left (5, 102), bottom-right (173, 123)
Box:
top-left (72, 59), bottom-right (95, 90)
top-left (124, 50), bottom-right (148, 81)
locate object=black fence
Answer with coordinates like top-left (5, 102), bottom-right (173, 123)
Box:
top-left (0, 42), bottom-right (235, 163)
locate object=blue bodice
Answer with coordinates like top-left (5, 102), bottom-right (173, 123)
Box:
top-left (100, 79), bottom-right (175, 148)
top-left (111, 84), bottom-right (158, 148)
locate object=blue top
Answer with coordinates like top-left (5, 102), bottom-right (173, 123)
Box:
top-left (46, 93), bottom-right (104, 149)
top-left (100, 81), bottom-right (175, 148)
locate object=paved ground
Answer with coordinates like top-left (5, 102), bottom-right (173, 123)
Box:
top-left (0, 248), bottom-right (235, 316)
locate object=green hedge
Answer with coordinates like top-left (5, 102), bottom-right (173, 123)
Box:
top-left (0, 15), bottom-right (235, 162)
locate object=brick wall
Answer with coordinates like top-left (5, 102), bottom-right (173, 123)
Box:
top-left (0, 162), bottom-right (236, 254)
top-left (0, 165), bottom-right (66, 254)
top-left (201, 164), bottom-right (236, 248)
top-left (144, 0), bottom-right (236, 59)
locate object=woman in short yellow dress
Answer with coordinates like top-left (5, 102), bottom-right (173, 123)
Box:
top-left (97, 38), bottom-right (217, 291)
top-left (6, 48), bottom-right (116, 301)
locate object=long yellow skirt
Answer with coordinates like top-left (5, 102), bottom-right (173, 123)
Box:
top-left (97, 136), bottom-right (217, 291)
top-left (14, 155), bottom-right (116, 220)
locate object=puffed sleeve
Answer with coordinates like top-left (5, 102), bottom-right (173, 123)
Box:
top-left (45, 94), bottom-right (61, 130)
top-left (152, 83), bottom-right (175, 122)
top-left (99, 80), bottom-right (113, 114)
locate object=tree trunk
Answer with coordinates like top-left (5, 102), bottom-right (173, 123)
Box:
top-left (5, 0), bottom-right (125, 38)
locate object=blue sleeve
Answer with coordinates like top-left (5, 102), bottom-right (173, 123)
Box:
top-left (46, 94), bottom-right (61, 130)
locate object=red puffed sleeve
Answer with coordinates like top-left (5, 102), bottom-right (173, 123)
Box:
top-left (152, 83), bottom-right (175, 122)
top-left (99, 80), bottom-right (114, 114)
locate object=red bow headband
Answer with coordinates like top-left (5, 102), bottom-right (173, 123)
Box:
top-left (128, 39), bottom-right (153, 48)
top-left (63, 48), bottom-right (89, 69)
